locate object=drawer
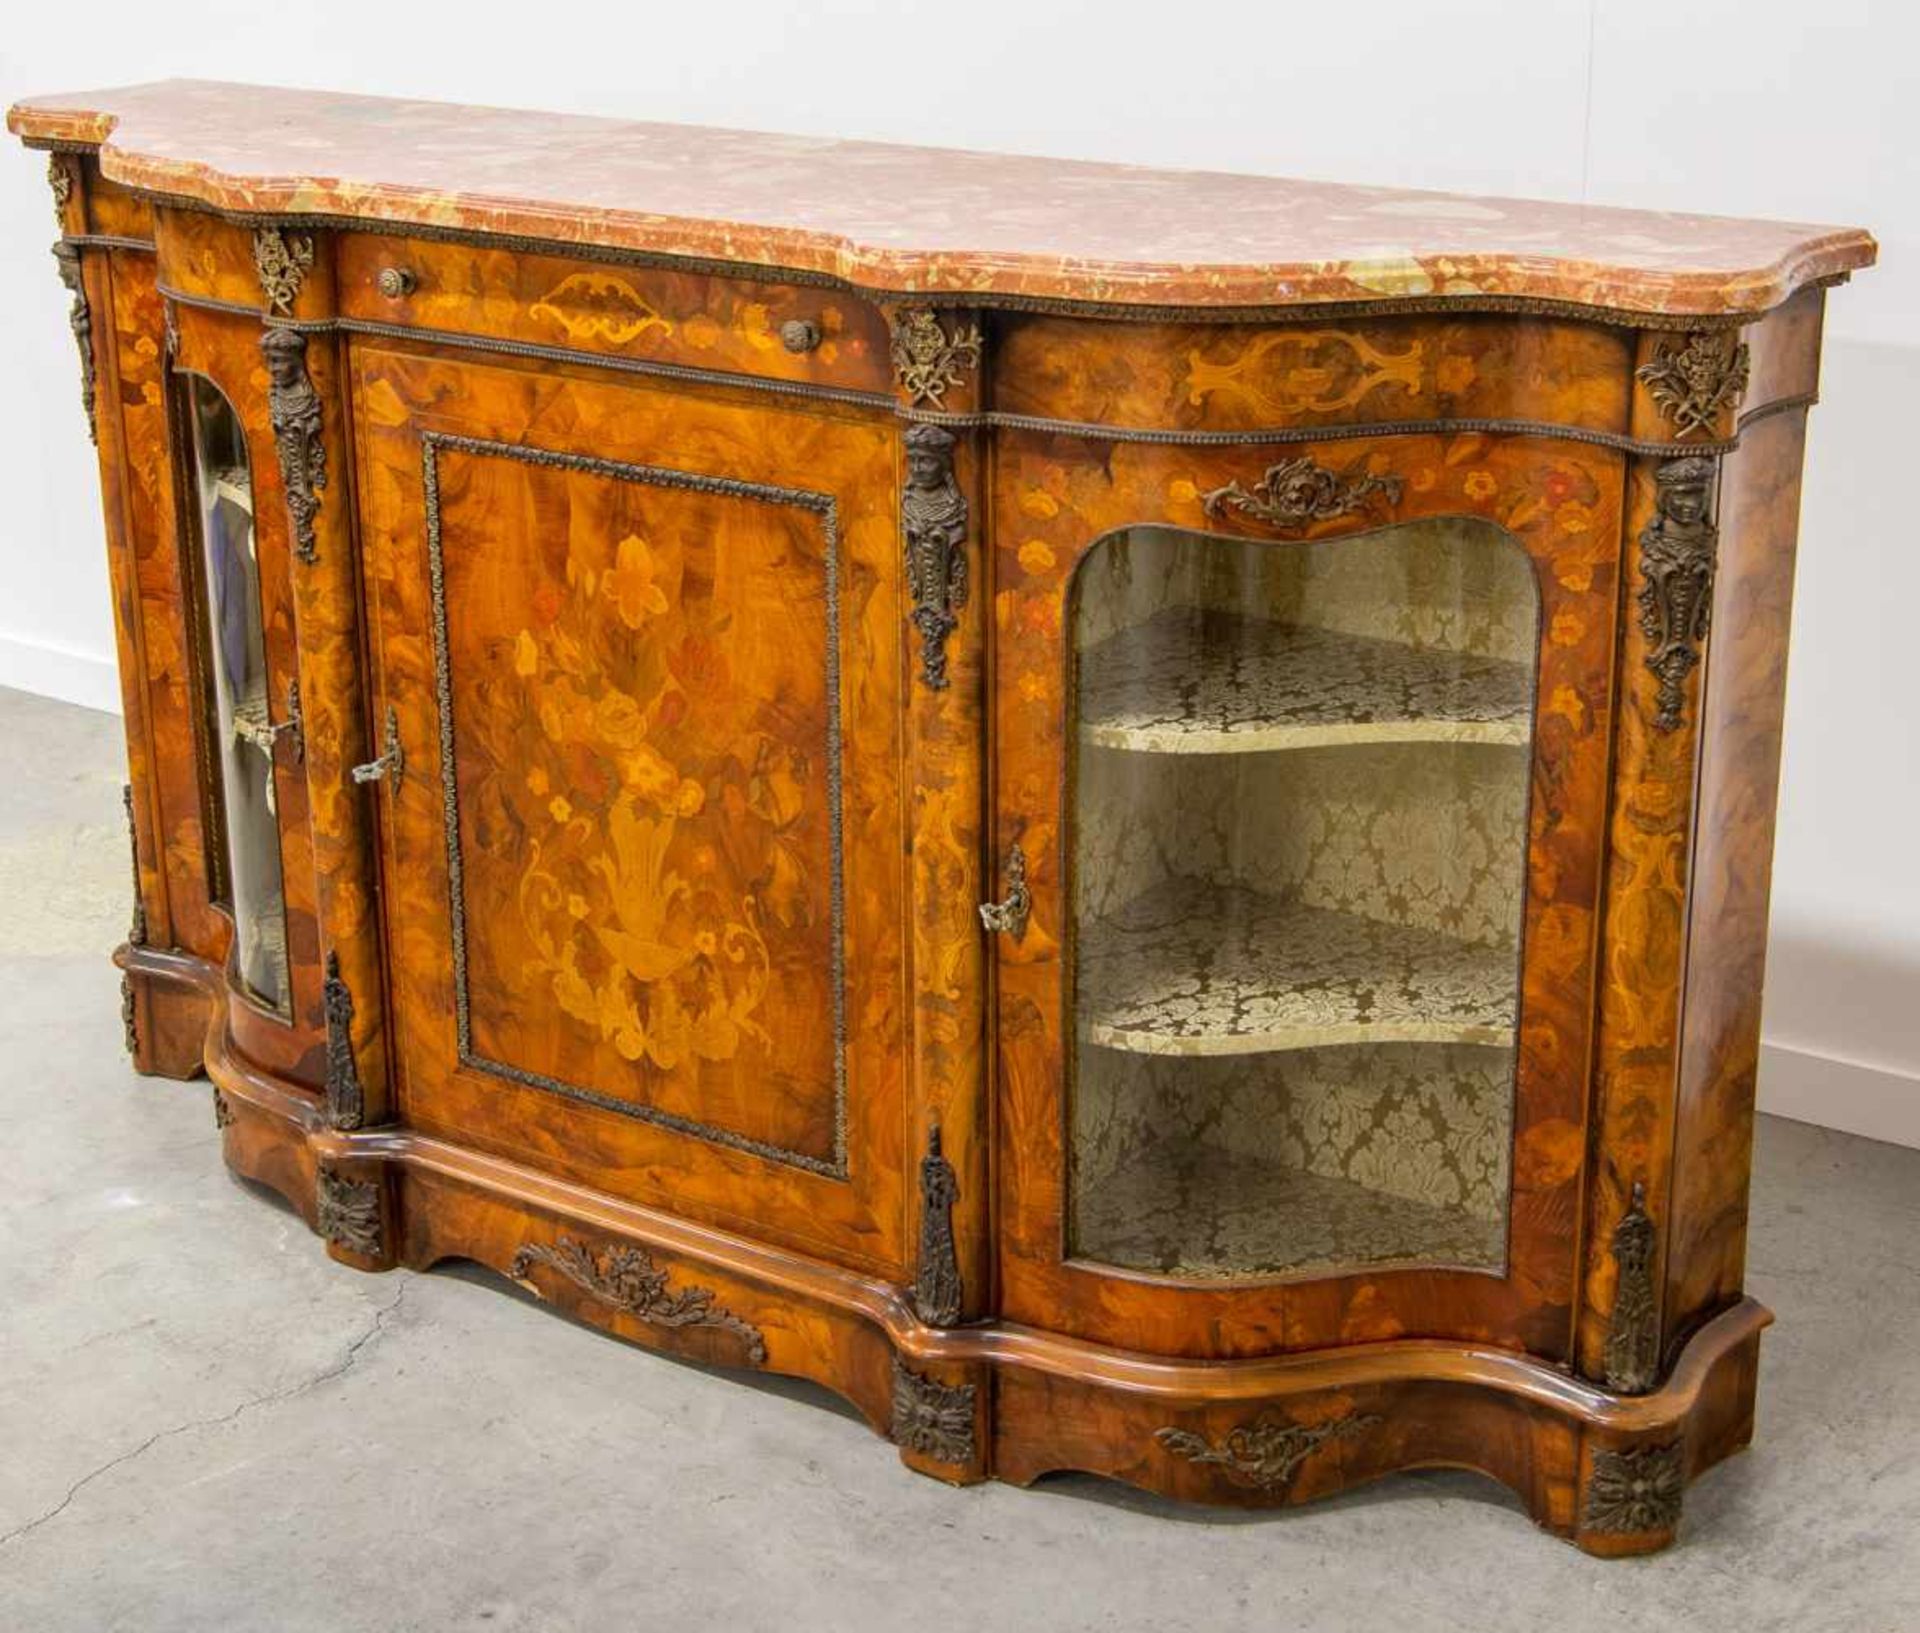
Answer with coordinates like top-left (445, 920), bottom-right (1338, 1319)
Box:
top-left (993, 310), bottom-right (1635, 438)
top-left (81, 168), bottom-right (156, 242)
top-left (338, 231), bottom-right (894, 396)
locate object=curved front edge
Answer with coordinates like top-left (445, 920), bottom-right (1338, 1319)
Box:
top-left (125, 942), bottom-right (325, 1222)
top-left (990, 1300), bottom-right (1766, 1555)
top-left (115, 943), bottom-right (214, 1081)
top-left (156, 937), bottom-right (1766, 1554)
top-left (393, 1161), bottom-right (901, 1439)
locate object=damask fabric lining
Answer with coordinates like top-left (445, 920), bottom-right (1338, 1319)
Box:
top-left (1072, 1044), bottom-right (1513, 1277)
top-left (1073, 1135), bottom-right (1508, 1279)
top-left (1078, 740), bottom-right (1530, 950)
top-left (1071, 518), bottom-right (1539, 663)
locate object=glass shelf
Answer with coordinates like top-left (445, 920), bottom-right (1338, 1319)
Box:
top-left (1078, 608), bottom-right (1531, 755)
top-left (1079, 879), bottom-right (1516, 1056)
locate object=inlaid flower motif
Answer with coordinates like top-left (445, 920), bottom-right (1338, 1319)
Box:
top-left (1556, 501), bottom-right (1595, 535)
top-left (535, 674), bottom-right (596, 744)
top-left (1018, 539), bottom-right (1057, 575)
top-left (497, 511), bottom-right (800, 1085)
top-left (592, 688), bottom-right (649, 750)
top-left (620, 739), bottom-right (703, 818)
top-left (604, 533), bottom-right (670, 628)
top-left (667, 634), bottom-right (728, 694)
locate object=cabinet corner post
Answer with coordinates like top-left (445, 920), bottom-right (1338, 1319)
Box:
top-left (261, 233), bottom-right (394, 1128)
top-left (893, 305), bottom-right (993, 1325)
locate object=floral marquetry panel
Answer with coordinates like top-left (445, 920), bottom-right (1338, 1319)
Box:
top-left (994, 315), bottom-right (1638, 439)
top-left (352, 342), bottom-right (910, 1273)
top-left (429, 435), bottom-right (843, 1164)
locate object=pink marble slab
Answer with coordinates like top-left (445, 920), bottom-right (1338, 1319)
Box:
top-left (9, 78), bottom-right (1876, 316)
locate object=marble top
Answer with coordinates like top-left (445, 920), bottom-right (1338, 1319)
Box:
top-left (9, 79), bottom-right (1876, 315)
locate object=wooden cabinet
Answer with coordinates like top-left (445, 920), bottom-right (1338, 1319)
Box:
top-left (11, 80), bottom-right (1877, 1554)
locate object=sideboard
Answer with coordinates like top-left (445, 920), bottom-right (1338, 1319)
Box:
top-left (9, 79), bottom-right (1875, 1553)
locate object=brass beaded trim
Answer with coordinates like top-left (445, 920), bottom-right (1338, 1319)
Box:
top-left (419, 431), bottom-right (851, 1179)
top-left (152, 282), bottom-right (1785, 459)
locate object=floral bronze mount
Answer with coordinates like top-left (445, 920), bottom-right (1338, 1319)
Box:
top-left (252, 226), bottom-right (316, 316)
top-left (510, 1233), bottom-right (768, 1364)
top-left (1201, 456), bottom-right (1403, 534)
top-left (888, 307), bottom-right (983, 409)
top-left (1155, 1409), bottom-right (1379, 1495)
top-left (1636, 330), bottom-right (1750, 441)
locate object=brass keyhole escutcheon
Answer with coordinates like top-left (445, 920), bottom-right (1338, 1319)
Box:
top-left (979, 843), bottom-right (1031, 941)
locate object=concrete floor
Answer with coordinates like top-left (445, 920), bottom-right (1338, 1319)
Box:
top-left (1, 682), bottom-right (1916, 1633)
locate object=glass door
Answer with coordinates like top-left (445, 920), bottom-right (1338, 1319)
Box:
top-left (1067, 519), bottom-right (1537, 1280)
top-left (181, 374), bottom-right (293, 1017)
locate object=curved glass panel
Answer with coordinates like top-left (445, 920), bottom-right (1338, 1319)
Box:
top-left (1068, 519), bottom-right (1537, 1278)
top-left (184, 376), bottom-right (291, 1016)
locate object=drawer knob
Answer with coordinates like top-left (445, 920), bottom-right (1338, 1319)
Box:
top-left (779, 318), bottom-right (822, 354)
top-left (376, 266), bottom-right (417, 299)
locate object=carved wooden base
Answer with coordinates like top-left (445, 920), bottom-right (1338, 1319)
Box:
top-left (134, 945), bottom-right (1763, 1556)
top-left (115, 947), bottom-right (212, 1081)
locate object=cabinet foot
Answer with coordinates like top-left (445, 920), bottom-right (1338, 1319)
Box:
top-left (893, 1355), bottom-right (989, 1484)
top-left (1572, 1438), bottom-right (1687, 1556)
top-left (316, 1160), bottom-right (395, 1271)
top-left (115, 948), bottom-right (210, 1081)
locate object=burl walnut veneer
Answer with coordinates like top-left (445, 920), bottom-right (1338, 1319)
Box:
top-left (10, 79), bottom-right (1876, 1554)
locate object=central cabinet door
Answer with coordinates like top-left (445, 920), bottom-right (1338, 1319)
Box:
top-left (992, 432), bottom-right (1621, 1360)
top-left (351, 343), bottom-right (908, 1275)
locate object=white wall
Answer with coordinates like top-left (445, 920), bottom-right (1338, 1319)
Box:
top-left (1, 2), bottom-right (1913, 1139)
